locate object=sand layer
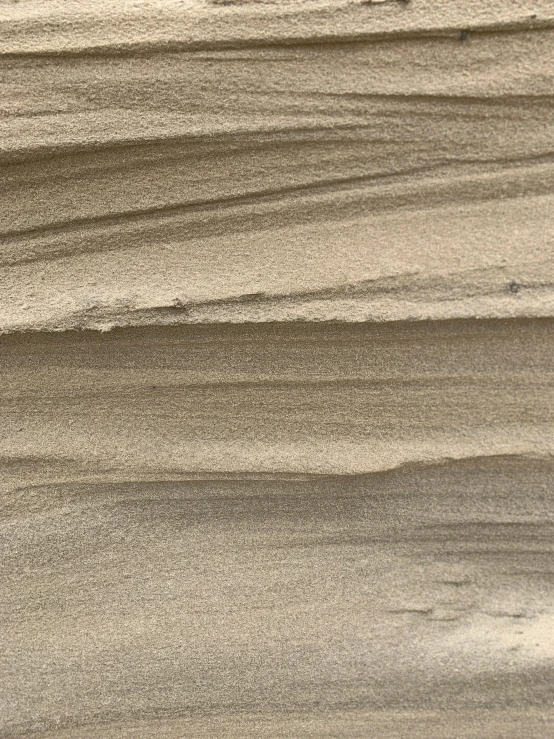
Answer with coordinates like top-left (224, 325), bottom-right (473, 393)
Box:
top-left (1, 1), bottom-right (554, 331)
top-left (1, 320), bottom-right (554, 736)
top-left (1, 1), bottom-right (554, 736)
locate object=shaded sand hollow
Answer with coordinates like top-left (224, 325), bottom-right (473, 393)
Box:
top-left (1, 1), bottom-right (554, 737)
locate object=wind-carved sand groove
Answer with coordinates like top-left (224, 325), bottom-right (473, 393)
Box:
top-left (1, 1), bottom-right (554, 737)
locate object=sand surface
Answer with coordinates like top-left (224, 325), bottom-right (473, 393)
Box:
top-left (1, 1), bottom-right (553, 736)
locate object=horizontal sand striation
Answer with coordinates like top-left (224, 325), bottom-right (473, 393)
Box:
top-left (1, 0), bottom-right (553, 56)
top-left (7, 712), bottom-right (554, 739)
top-left (2, 2), bottom-right (554, 736)
top-left (2, 453), bottom-right (554, 735)
top-left (1, 2), bottom-right (554, 331)
top-left (1, 321), bottom-right (553, 737)
top-left (1, 319), bottom-right (554, 486)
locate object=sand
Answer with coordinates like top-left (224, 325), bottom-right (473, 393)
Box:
top-left (1, 1), bottom-right (553, 736)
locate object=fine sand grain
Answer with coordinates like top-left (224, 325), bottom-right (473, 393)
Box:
top-left (1, 1), bottom-right (553, 736)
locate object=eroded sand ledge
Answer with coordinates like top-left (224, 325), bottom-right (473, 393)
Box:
top-left (1, 1), bottom-right (553, 737)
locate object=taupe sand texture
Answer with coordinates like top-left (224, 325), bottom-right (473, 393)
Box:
top-left (1, 1), bottom-right (554, 737)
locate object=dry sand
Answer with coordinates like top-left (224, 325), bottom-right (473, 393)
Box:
top-left (1, 1), bottom-right (553, 737)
